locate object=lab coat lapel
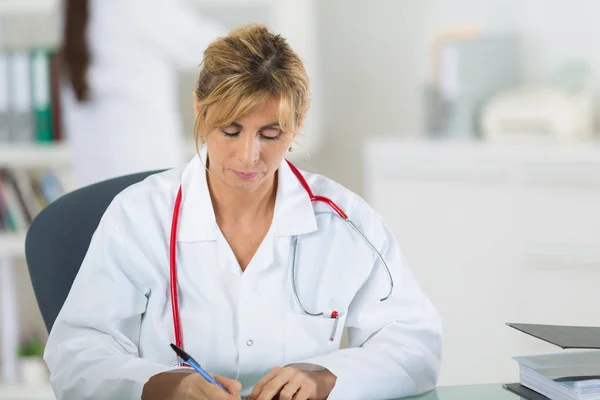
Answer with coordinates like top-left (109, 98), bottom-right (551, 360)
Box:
top-left (177, 154), bottom-right (217, 242)
top-left (272, 159), bottom-right (318, 238)
top-left (246, 159), bottom-right (318, 273)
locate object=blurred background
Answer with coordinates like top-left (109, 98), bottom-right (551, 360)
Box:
top-left (1, 0), bottom-right (600, 398)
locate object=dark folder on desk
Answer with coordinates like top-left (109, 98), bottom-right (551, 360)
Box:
top-left (507, 323), bottom-right (600, 349)
top-left (503, 323), bottom-right (600, 400)
top-left (504, 383), bottom-right (550, 400)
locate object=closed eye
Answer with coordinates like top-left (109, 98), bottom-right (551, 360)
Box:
top-left (260, 127), bottom-right (282, 140)
top-left (219, 123), bottom-right (282, 139)
top-left (220, 128), bottom-right (240, 137)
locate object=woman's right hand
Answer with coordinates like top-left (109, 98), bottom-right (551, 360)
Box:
top-left (142, 371), bottom-right (242, 400)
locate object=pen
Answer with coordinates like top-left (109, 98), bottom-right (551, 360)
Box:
top-left (170, 343), bottom-right (227, 392)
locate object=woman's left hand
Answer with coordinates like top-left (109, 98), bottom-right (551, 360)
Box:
top-left (247, 366), bottom-right (337, 400)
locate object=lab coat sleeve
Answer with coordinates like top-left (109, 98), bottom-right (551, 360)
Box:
top-left (43, 203), bottom-right (170, 399)
top-left (289, 207), bottom-right (443, 400)
top-left (131, 0), bottom-right (227, 69)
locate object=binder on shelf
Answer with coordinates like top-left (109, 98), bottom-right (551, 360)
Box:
top-left (31, 48), bottom-right (53, 142)
top-left (504, 322), bottom-right (600, 400)
top-left (8, 50), bottom-right (34, 143)
top-left (0, 52), bottom-right (9, 142)
top-left (0, 46), bottom-right (61, 144)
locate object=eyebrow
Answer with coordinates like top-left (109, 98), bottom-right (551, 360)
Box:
top-left (227, 121), bottom-right (281, 130)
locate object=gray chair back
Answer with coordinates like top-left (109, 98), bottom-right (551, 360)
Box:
top-left (25, 170), bottom-right (164, 332)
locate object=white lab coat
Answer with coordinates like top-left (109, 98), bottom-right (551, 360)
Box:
top-left (62, 0), bottom-right (225, 188)
top-left (44, 154), bottom-right (443, 400)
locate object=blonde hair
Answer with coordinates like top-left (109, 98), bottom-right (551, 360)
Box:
top-left (194, 24), bottom-right (310, 147)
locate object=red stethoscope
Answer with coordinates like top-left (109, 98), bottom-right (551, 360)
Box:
top-left (169, 159), bottom-right (394, 356)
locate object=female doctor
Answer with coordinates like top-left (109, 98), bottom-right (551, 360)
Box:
top-left (44, 24), bottom-right (443, 400)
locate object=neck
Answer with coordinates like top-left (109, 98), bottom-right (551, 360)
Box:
top-left (207, 172), bottom-right (277, 225)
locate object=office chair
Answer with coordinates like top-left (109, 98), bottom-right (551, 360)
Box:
top-left (25, 170), bottom-right (165, 333)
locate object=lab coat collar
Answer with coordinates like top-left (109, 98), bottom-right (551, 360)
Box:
top-left (272, 159), bottom-right (318, 237)
top-left (177, 152), bottom-right (317, 242)
top-left (177, 153), bottom-right (217, 242)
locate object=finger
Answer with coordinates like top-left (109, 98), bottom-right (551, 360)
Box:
top-left (255, 369), bottom-right (299, 400)
top-left (192, 375), bottom-right (240, 400)
top-left (277, 379), bottom-right (302, 400)
top-left (292, 382), bottom-right (318, 400)
top-left (214, 375), bottom-right (242, 396)
top-left (198, 385), bottom-right (239, 400)
top-left (248, 367), bottom-right (282, 399)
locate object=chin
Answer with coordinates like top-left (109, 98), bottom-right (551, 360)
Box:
top-left (226, 176), bottom-right (265, 190)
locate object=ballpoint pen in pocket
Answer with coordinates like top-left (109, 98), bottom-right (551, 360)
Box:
top-left (329, 310), bottom-right (345, 341)
top-left (170, 343), bottom-right (227, 392)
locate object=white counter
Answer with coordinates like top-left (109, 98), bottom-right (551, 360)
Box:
top-left (364, 138), bottom-right (600, 386)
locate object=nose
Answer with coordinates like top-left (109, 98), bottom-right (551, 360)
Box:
top-left (238, 134), bottom-right (260, 166)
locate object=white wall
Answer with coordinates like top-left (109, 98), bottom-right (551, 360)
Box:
top-left (518, 1), bottom-right (600, 87)
top-left (306, 0), bottom-right (428, 192)
top-left (310, 0), bottom-right (600, 196)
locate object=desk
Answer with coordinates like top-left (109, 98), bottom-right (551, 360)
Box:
top-left (0, 383), bottom-right (520, 400)
top-left (403, 384), bottom-right (519, 399)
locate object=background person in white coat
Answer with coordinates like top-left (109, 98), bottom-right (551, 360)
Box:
top-left (61, 0), bottom-right (226, 188)
top-left (44, 24), bottom-right (443, 400)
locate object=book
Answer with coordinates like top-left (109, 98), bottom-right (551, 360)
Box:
top-left (507, 323), bottom-right (600, 400)
top-left (30, 48), bottom-right (53, 142)
top-left (515, 351), bottom-right (600, 400)
top-left (0, 169), bottom-right (66, 233)
top-left (8, 50), bottom-right (34, 143)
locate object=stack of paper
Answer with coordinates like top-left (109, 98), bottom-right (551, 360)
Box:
top-left (515, 351), bottom-right (600, 400)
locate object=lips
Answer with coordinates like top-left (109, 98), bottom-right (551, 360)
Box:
top-left (232, 170), bottom-right (259, 180)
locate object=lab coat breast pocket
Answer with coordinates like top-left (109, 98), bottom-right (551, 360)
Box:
top-left (284, 312), bottom-right (343, 365)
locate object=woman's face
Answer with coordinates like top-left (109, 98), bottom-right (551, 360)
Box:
top-left (199, 97), bottom-right (296, 192)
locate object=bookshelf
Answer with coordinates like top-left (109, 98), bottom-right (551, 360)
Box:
top-left (0, 143), bottom-right (70, 169)
top-left (0, 0), bottom-right (64, 391)
top-left (0, 142), bottom-right (69, 393)
top-left (0, 143), bottom-right (70, 258)
top-left (0, 141), bottom-right (66, 387)
top-left (0, 232), bottom-right (25, 258)
top-left (0, 383), bottom-right (54, 400)
top-left (0, 0), bottom-right (58, 16)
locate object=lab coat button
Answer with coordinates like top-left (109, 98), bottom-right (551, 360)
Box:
top-left (246, 339), bottom-right (254, 346)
